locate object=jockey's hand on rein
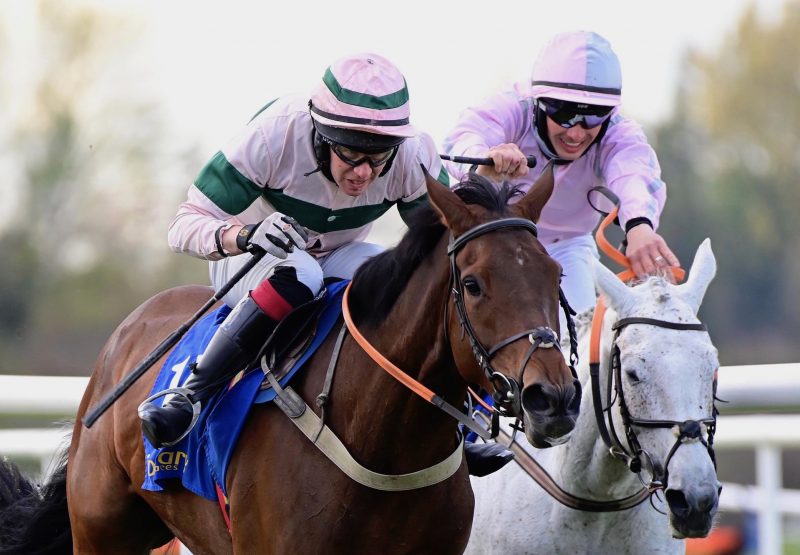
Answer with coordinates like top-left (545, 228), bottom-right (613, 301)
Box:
top-left (236, 212), bottom-right (308, 259)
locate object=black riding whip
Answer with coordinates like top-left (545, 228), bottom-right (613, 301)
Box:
top-left (439, 154), bottom-right (538, 169)
top-left (82, 249), bottom-right (267, 428)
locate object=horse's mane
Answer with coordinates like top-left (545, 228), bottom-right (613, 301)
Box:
top-left (349, 174), bottom-right (522, 328)
top-left (573, 305), bottom-right (595, 338)
top-left (572, 273), bottom-right (677, 347)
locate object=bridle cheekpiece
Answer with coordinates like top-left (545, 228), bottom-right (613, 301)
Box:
top-left (447, 217), bottom-right (579, 418)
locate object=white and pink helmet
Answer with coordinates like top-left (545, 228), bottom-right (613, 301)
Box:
top-left (309, 53), bottom-right (416, 152)
top-left (530, 31), bottom-right (622, 107)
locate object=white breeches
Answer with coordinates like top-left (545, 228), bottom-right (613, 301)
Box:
top-left (544, 234), bottom-right (600, 331)
top-left (209, 241), bottom-right (385, 308)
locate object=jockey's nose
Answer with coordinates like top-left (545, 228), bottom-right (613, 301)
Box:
top-left (353, 161), bottom-right (373, 178)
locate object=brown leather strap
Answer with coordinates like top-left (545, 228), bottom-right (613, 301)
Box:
top-left (500, 427), bottom-right (651, 512)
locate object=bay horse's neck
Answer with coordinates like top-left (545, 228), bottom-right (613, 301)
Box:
top-left (335, 236), bottom-right (465, 473)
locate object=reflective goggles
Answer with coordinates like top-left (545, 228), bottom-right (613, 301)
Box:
top-left (538, 98), bottom-right (614, 129)
top-left (330, 143), bottom-right (396, 168)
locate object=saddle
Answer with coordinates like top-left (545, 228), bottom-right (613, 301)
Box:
top-left (143, 279), bottom-right (349, 501)
top-left (255, 280), bottom-right (340, 388)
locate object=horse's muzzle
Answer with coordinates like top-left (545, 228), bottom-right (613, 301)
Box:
top-left (666, 483), bottom-right (721, 538)
top-left (520, 379), bottom-right (581, 448)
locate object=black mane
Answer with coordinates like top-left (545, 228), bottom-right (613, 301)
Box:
top-left (349, 174), bottom-right (522, 327)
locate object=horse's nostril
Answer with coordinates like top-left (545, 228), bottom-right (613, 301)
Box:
top-left (568, 380), bottom-right (582, 413)
top-left (697, 493), bottom-right (715, 513)
top-left (522, 382), bottom-right (582, 418)
top-left (521, 384), bottom-right (551, 414)
top-left (695, 485), bottom-right (720, 513)
top-left (665, 489), bottom-right (690, 517)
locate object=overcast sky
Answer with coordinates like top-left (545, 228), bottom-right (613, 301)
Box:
top-left (0, 0), bottom-right (789, 241)
top-left (138, 0), bottom-right (786, 150)
top-left (4, 0), bottom-right (788, 150)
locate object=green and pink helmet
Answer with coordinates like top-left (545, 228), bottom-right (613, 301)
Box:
top-left (309, 53), bottom-right (415, 154)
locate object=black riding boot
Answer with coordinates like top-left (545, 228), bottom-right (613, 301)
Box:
top-left (139, 295), bottom-right (275, 448)
top-left (464, 441), bottom-right (515, 477)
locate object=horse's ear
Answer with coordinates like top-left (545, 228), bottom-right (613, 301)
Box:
top-left (593, 258), bottom-right (635, 314)
top-left (515, 162), bottom-right (555, 222)
top-left (678, 238), bottom-right (716, 314)
top-left (424, 168), bottom-right (474, 234)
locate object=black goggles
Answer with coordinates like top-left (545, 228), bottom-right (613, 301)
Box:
top-left (329, 142), bottom-right (396, 169)
top-left (538, 98), bottom-right (614, 129)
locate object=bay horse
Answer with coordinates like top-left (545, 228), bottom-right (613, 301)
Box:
top-left (466, 240), bottom-right (721, 554)
top-left (0, 167), bottom-right (580, 554)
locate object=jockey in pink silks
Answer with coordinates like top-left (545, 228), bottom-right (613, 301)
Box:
top-left (443, 30), bottom-right (680, 324)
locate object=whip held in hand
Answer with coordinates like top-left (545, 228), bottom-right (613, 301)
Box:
top-left (82, 249), bottom-right (267, 428)
top-left (439, 154), bottom-right (538, 169)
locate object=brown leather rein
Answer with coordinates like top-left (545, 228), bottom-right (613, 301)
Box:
top-left (497, 423), bottom-right (654, 512)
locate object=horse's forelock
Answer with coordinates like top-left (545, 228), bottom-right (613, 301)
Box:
top-left (454, 174), bottom-right (523, 217)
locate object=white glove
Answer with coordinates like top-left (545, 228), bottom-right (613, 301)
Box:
top-left (236, 212), bottom-right (308, 259)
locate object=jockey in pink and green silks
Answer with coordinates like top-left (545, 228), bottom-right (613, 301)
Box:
top-left (140, 53), bottom-right (448, 449)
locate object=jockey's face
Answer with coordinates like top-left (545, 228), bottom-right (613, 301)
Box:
top-left (329, 146), bottom-right (381, 196)
top-left (545, 117), bottom-right (603, 161)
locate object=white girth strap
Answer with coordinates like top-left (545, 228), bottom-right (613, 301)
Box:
top-left (281, 392), bottom-right (464, 491)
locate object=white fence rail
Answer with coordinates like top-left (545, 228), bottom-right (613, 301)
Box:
top-left (1, 367), bottom-right (799, 555)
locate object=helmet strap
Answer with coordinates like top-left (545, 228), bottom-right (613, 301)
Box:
top-left (591, 117), bottom-right (611, 146)
top-left (305, 126), bottom-right (335, 182)
top-left (377, 147), bottom-right (399, 177)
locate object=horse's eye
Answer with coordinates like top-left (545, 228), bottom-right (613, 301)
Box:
top-left (625, 368), bottom-right (641, 383)
top-left (462, 277), bottom-right (482, 297)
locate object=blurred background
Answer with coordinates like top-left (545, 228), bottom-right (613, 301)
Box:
top-left (1, 0), bottom-right (798, 553)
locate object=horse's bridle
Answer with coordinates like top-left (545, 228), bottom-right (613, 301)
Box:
top-left (591, 315), bottom-right (718, 494)
top-left (447, 218), bottom-right (579, 419)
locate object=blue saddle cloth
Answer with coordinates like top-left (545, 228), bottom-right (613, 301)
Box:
top-left (141, 280), bottom-right (348, 500)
